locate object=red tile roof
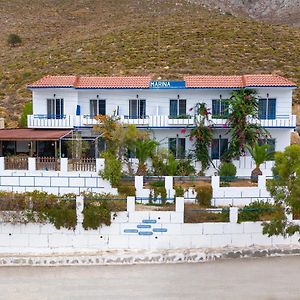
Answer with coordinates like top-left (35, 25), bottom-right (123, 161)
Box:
top-left (0, 129), bottom-right (71, 141)
top-left (29, 76), bottom-right (152, 89)
top-left (28, 74), bottom-right (297, 89)
top-left (184, 74), bottom-right (297, 88)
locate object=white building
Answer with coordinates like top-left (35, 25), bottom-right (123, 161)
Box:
top-left (23, 74), bottom-right (296, 161)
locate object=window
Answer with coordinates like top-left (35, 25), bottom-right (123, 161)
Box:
top-left (129, 99), bottom-right (146, 118)
top-left (258, 98), bottom-right (276, 119)
top-left (211, 138), bottom-right (228, 159)
top-left (168, 138), bottom-right (186, 159)
top-left (212, 99), bottom-right (229, 118)
top-left (47, 98), bottom-right (64, 119)
top-left (258, 138), bottom-right (276, 156)
top-left (169, 99), bottom-right (186, 117)
top-left (90, 99), bottom-right (106, 117)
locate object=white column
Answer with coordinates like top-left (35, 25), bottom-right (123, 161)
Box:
top-left (60, 157), bottom-right (68, 172)
top-left (211, 176), bottom-right (220, 189)
top-left (28, 157), bottom-right (36, 171)
top-left (96, 158), bottom-right (105, 173)
top-left (75, 195), bottom-right (84, 233)
top-left (127, 196), bottom-right (135, 212)
top-left (175, 197), bottom-right (184, 213)
top-left (135, 176), bottom-right (144, 190)
top-left (229, 207), bottom-right (239, 223)
top-left (258, 175), bottom-right (266, 189)
top-left (0, 157), bottom-right (4, 171)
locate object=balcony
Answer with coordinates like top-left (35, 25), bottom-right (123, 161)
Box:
top-left (27, 114), bottom-right (297, 129)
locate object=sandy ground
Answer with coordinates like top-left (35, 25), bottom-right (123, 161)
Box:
top-left (0, 256), bottom-right (299, 300)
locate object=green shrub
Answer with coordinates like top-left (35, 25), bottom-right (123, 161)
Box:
top-left (175, 185), bottom-right (184, 197)
top-left (218, 162), bottom-right (237, 182)
top-left (82, 201), bottom-right (111, 230)
top-left (176, 159), bottom-right (196, 176)
top-left (7, 33), bottom-right (22, 47)
top-left (238, 200), bottom-right (283, 222)
top-left (195, 185), bottom-right (212, 207)
top-left (99, 151), bottom-right (122, 187)
top-left (20, 101), bottom-right (32, 128)
top-left (149, 180), bottom-right (165, 188)
top-left (117, 184), bottom-right (135, 196)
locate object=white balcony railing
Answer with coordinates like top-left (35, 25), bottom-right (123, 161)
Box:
top-left (27, 114), bottom-right (297, 129)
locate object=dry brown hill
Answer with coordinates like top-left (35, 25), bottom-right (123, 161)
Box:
top-left (0, 0), bottom-right (299, 127)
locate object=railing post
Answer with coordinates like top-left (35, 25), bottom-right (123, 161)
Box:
top-left (60, 157), bottom-right (68, 172)
top-left (258, 175), bottom-right (266, 189)
top-left (230, 207), bottom-right (239, 223)
top-left (96, 158), bottom-right (105, 173)
top-left (0, 157), bottom-right (4, 171)
top-left (28, 157), bottom-right (36, 171)
top-left (76, 195), bottom-right (84, 233)
top-left (211, 176), bottom-right (220, 189)
top-left (127, 196), bottom-right (135, 212)
top-left (135, 176), bottom-right (144, 190)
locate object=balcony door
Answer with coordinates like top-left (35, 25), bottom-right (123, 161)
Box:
top-left (258, 98), bottom-right (276, 119)
top-left (129, 99), bottom-right (146, 119)
top-left (47, 98), bottom-right (64, 119)
top-left (90, 99), bottom-right (106, 118)
top-left (211, 138), bottom-right (228, 159)
top-left (170, 99), bottom-right (186, 117)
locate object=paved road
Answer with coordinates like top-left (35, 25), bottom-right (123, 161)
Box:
top-left (0, 256), bottom-right (299, 300)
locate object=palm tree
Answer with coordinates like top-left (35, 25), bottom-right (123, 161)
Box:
top-left (246, 143), bottom-right (274, 181)
top-left (134, 139), bottom-right (158, 175)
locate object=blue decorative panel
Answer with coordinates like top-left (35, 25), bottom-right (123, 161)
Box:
top-left (137, 224), bottom-right (151, 229)
top-left (153, 228), bottom-right (168, 233)
top-left (124, 229), bottom-right (138, 233)
top-left (149, 81), bottom-right (186, 89)
top-left (138, 231), bottom-right (153, 236)
top-left (142, 219), bottom-right (157, 224)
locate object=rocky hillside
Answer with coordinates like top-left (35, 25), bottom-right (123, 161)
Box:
top-left (190, 0), bottom-right (300, 26)
top-left (0, 0), bottom-right (299, 126)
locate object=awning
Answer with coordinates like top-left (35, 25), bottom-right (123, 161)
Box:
top-left (0, 129), bottom-right (71, 141)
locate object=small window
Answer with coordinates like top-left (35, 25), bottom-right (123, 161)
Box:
top-left (168, 138), bottom-right (186, 159)
top-left (129, 99), bottom-right (146, 118)
top-left (47, 98), bottom-right (64, 119)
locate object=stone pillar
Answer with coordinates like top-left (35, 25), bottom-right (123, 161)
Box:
top-left (96, 158), bottom-right (105, 173)
top-left (60, 157), bottom-right (68, 172)
top-left (229, 207), bottom-right (239, 223)
top-left (127, 196), bottom-right (135, 212)
top-left (0, 157), bottom-right (5, 171)
top-left (211, 176), bottom-right (220, 189)
top-left (175, 197), bottom-right (184, 213)
top-left (28, 157), bottom-right (36, 171)
top-left (75, 195), bottom-right (84, 233)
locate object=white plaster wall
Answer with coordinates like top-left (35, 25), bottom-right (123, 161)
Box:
top-left (32, 87), bottom-right (294, 118)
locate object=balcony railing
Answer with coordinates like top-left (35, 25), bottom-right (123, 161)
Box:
top-left (27, 114), bottom-right (297, 129)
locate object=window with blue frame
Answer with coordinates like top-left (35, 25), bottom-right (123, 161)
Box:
top-left (169, 99), bottom-right (186, 117)
top-left (258, 98), bottom-right (276, 119)
top-left (47, 98), bottom-right (64, 119)
top-left (129, 99), bottom-right (146, 119)
top-left (258, 138), bottom-right (276, 157)
top-left (168, 138), bottom-right (186, 159)
top-left (212, 99), bottom-right (229, 118)
top-left (211, 138), bottom-right (228, 159)
top-left (90, 99), bottom-right (106, 117)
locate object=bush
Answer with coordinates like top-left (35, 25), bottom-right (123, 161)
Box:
top-left (7, 33), bottom-right (22, 47)
top-left (238, 201), bottom-right (283, 222)
top-left (218, 162), bottom-right (237, 181)
top-left (176, 159), bottom-right (196, 176)
top-left (117, 184), bottom-right (135, 196)
top-left (99, 151), bottom-right (122, 187)
top-left (195, 185), bottom-right (212, 207)
top-left (175, 186), bottom-right (184, 197)
top-left (20, 101), bottom-right (32, 128)
top-left (83, 201), bottom-right (111, 230)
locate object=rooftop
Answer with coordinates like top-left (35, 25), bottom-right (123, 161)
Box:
top-left (28, 74), bottom-right (297, 89)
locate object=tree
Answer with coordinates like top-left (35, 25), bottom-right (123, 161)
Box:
top-left (225, 88), bottom-right (269, 159)
top-left (7, 33), bottom-right (22, 47)
top-left (134, 138), bottom-right (158, 175)
top-left (20, 101), bottom-right (32, 128)
top-left (246, 143), bottom-right (274, 180)
top-left (263, 145), bottom-right (300, 238)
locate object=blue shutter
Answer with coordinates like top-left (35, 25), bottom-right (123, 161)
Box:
top-left (170, 100), bottom-right (178, 117)
top-left (220, 139), bottom-right (228, 157)
top-left (212, 100), bottom-right (219, 117)
top-left (211, 139), bottom-right (219, 159)
top-left (268, 99), bottom-right (276, 119)
top-left (258, 99), bottom-right (267, 119)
